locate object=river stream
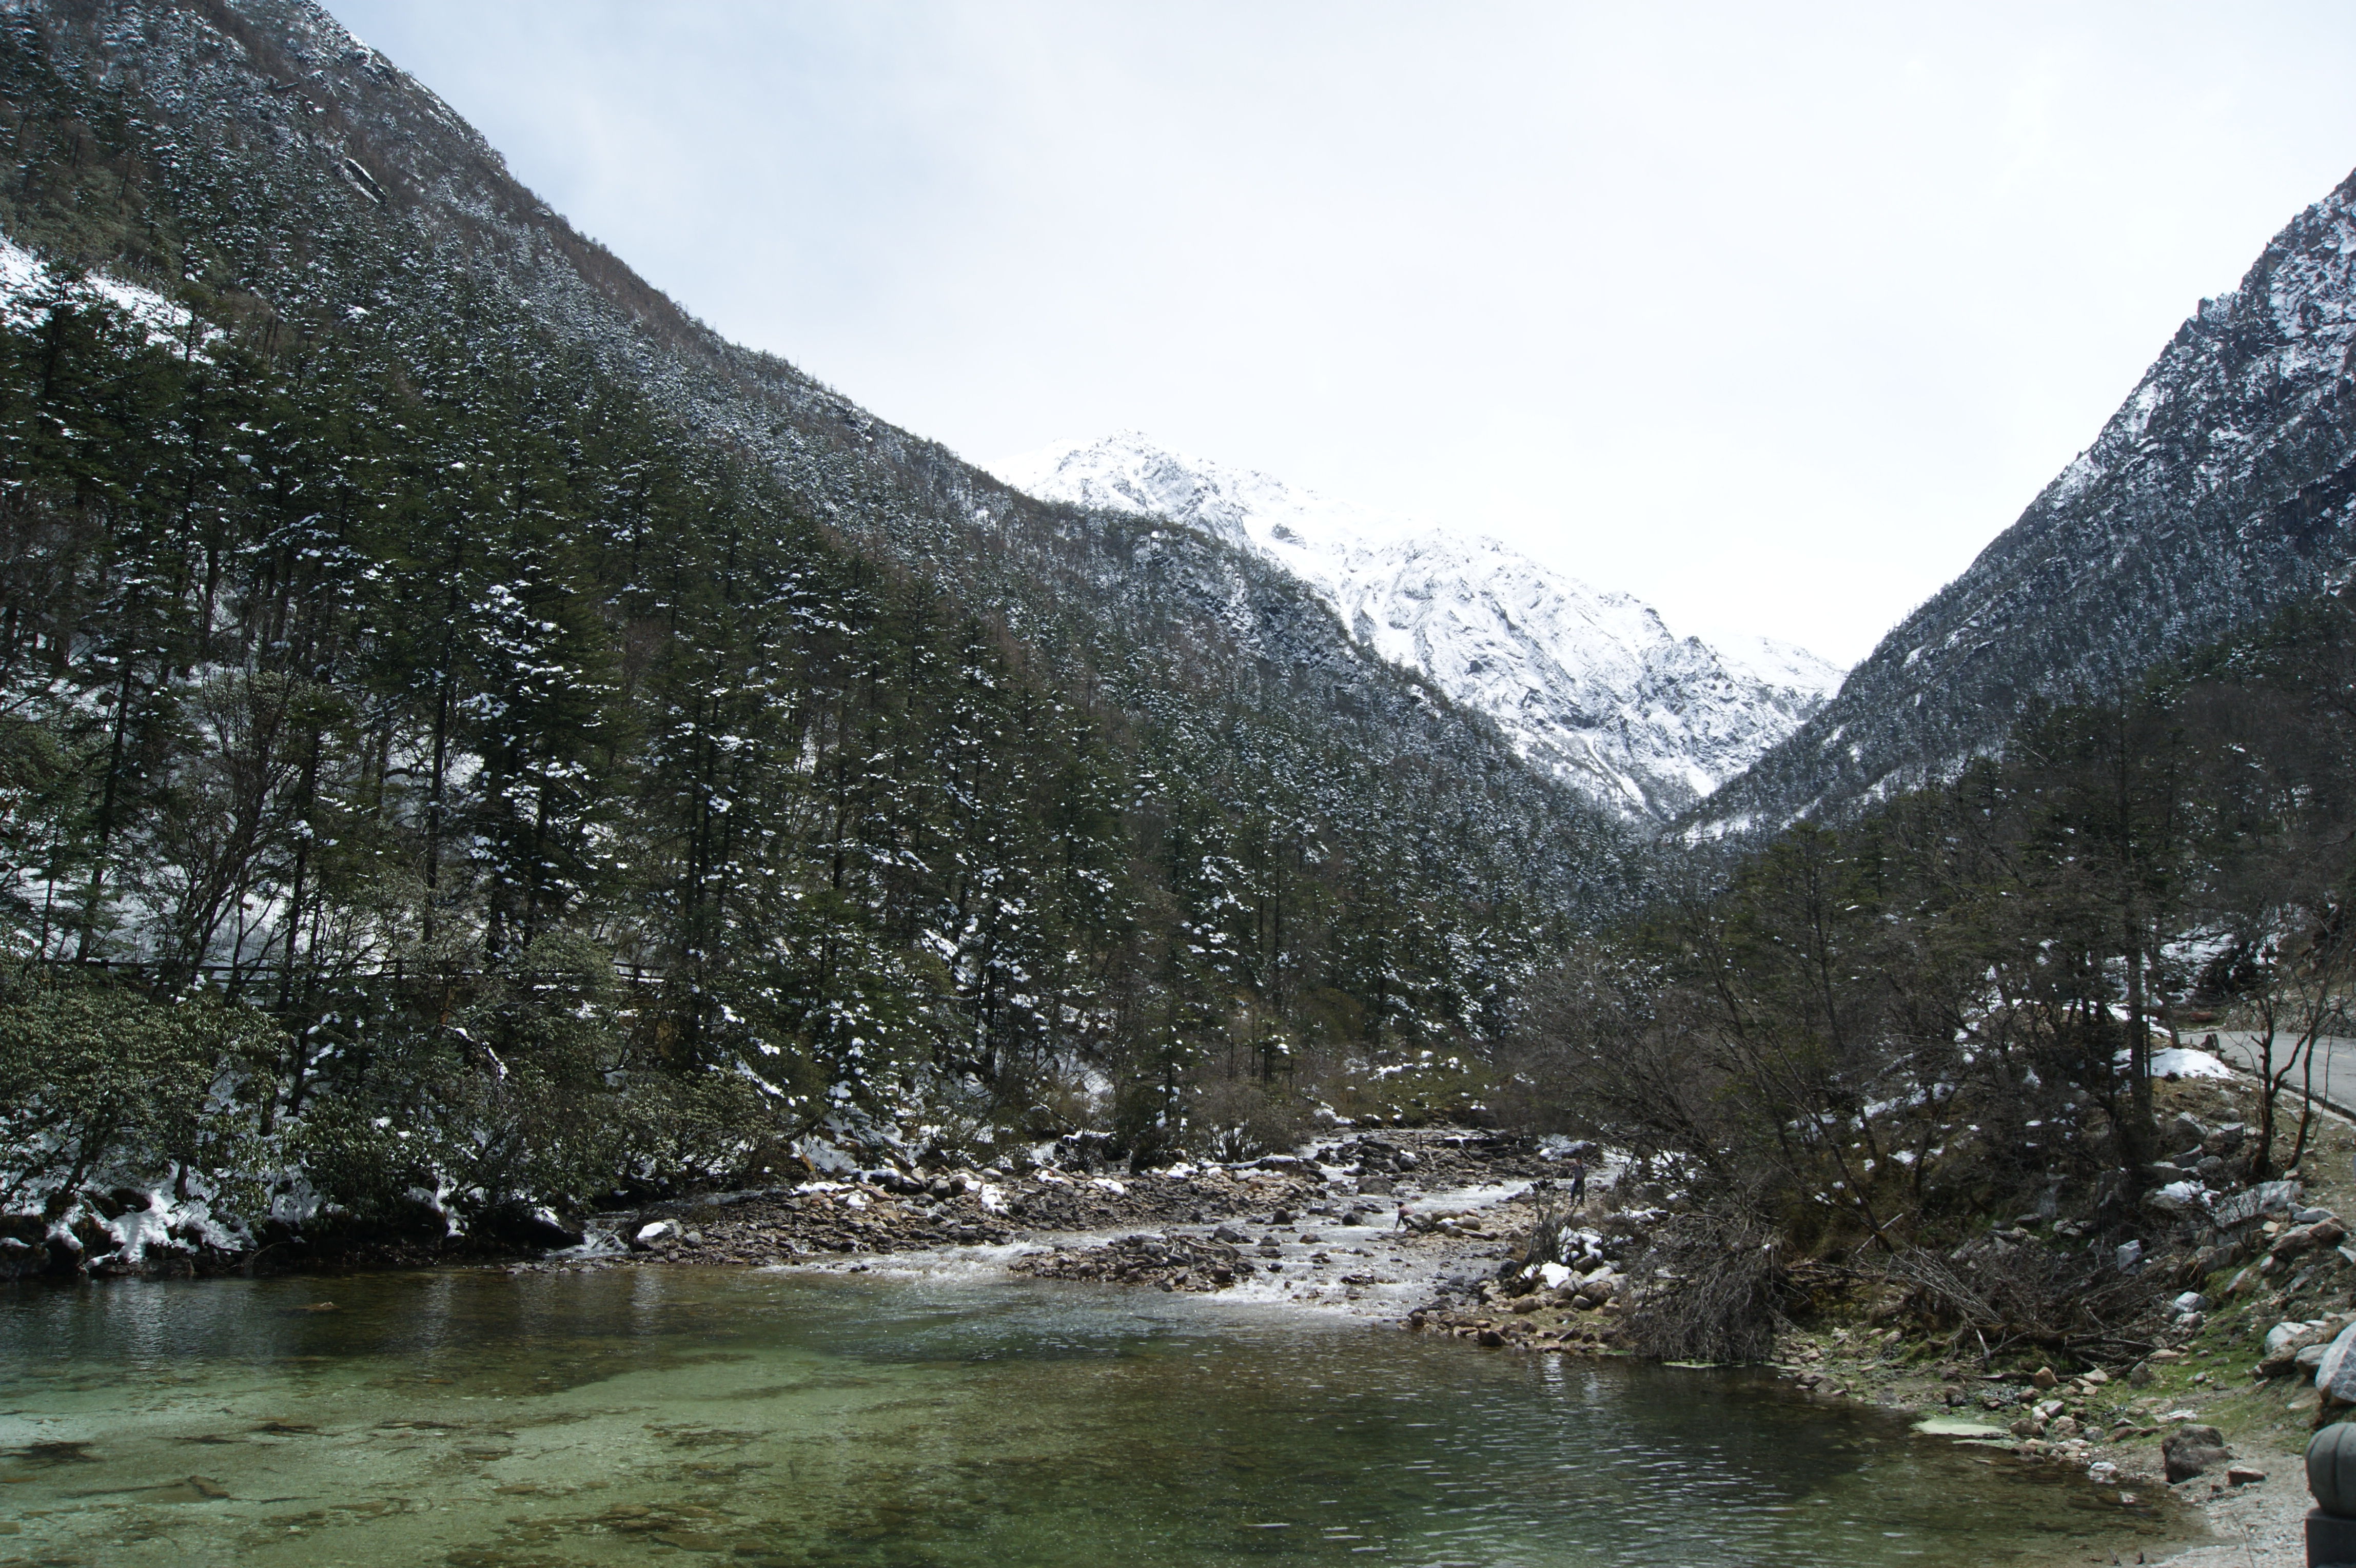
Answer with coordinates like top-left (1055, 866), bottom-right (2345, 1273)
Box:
top-left (0, 1264), bottom-right (2181, 1565)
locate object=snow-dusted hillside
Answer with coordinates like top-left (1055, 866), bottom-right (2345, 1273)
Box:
top-left (1698, 164), bottom-right (2356, 837)
top-left (991, 434), bottom-right (1844, 820)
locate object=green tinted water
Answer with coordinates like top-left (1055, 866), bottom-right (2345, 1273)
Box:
top-left (0, 1266), bottom-right (2180, 1566)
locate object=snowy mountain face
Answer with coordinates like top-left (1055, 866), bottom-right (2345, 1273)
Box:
top-left (992, 435), bottom-right (1843, 821)
top-left (1697, 164), bottom-right (2356, 837)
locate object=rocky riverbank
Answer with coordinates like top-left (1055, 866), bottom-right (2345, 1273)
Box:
top-left (0, 1125), bottom-right (1559, 1282)
top-left (1733, 1061), bottom-right (2356, 1568)
top-left (567, 1101), bottom-right (2292, 1566)
top-left (497, 1130), bottom-right (1567, 1318)
top-left (540, 1126), bottom-right (1661, 1355)
top-left (25, 1065), bottom-right (2344, 1567)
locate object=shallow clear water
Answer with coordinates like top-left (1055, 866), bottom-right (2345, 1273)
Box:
top-left (0, 1266), bottom-right (2176, 1566)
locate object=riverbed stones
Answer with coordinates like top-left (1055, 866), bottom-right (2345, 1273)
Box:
top-left (2162, 1424), bottom-right (2232, 1483)
top-left (1011, 1232), bottom-right (1254, 1291)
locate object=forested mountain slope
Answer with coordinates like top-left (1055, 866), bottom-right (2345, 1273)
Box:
top-left (995, 432), bottom-right (1843, 822)
top-left (1698, 164), bottom-right (2356, 835)
top-left (0, 0), bottom-right (1636, 1238)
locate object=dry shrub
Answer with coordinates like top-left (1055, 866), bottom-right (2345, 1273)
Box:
top-left (1522, 1201), bottom-right (1580, 1268)
top-left (1187, 1077), bottom-right (1313, 1163)
top-left (1625, 1209), bottom-right (1781, 1363)
top-left (1882, 1237), bottom-right (2169, 1364)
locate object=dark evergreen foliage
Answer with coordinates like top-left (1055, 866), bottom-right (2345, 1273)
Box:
top-left (0, 0), bottom-right (1636, 1235)
top-left (1516, 590), bottom-right (2356, 1262)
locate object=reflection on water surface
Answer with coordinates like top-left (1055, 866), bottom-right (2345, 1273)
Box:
top-left (0, 1267), bottom-right (2178, 1565)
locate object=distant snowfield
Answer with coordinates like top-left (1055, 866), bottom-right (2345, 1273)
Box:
top-left (991, 433), bottom-right (1846, 821)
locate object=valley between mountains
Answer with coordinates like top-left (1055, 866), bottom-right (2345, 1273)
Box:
top-left (3, 5), bottom-right (2356, 1565)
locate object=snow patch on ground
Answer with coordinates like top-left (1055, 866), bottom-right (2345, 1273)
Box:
top-left (2147, 1047), bottom-right (2236, 1081)
top-left (0, 232), bottom-right (213, 351)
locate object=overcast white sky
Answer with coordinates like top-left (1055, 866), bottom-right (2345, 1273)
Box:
top-left (327, 2), bottom-right (2356, 665)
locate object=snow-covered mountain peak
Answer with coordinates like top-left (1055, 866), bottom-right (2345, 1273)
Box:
top-left (1715, 633), bottom-right (1848, 704)
top-left (989, 433), bottom-right (1847, 821)
top-left (991, 431), bottom-right (1408, 563)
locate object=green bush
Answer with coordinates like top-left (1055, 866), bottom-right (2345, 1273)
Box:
top-left (0, 969), bottom-right (276, 1216)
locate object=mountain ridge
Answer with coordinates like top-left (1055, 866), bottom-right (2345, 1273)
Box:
top-left (1696, 164), bottom-right (2356, 836)
top-left (993, 432), bottom-right (1843, 821)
